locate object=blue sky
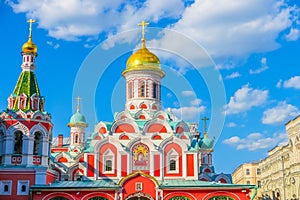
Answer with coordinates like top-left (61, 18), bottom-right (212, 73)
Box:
top-left (1, 0), bottom-right (300, 173)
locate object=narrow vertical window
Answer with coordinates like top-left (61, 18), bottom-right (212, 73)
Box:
top-left (169, 159), bottom-right (176, 171)
top-left (14, 131), bottom-right (23, 154)
top-left (128, 82), bottom-right (133, 99)
top-left (139, 80), bottom-right (145, 97)
top-left (33, 132), bottom-right (41, 155)
top-left (75, 134), bottom-right (79, 144)
top-left (21, 185), bottom-right (26, 192)
top-left (105, 159), bottom-right (112, 171)
top-left (153, 82), bottom-right (157, 98)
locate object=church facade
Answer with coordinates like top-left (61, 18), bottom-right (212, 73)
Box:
top-left (0, 20), bottom-right (256, 200)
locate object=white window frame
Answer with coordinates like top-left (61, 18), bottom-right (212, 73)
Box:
top-left (0, 180), bottom-right (12, 195)
top-left (103, 149), bottom-right (115, 174)
top-left (17, 180), bottom-right (30, 195)
top-left (167, 149), bottom-right (179, 174)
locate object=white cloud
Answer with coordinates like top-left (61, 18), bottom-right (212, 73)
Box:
top-left (8, 0), bottom-right (185, 40)
top-left (226, 122), bottom-right (237, 127)
top-left (223, 132), bottom-right (288, 151)
top-left (262, 101), bottom-right (300, 124)
top-left (224, 84), bottom-right (268, 115)
top-left (171, 105), bottom-right (206, 121)
top-left (7, 0), bottom-right (299, 61)
top-left (225, 72), bottom-right (241, 79)
top-left (276, 79), bottom-right (283, 88)
top-left (249, 57), bottom-right (268, 74)
top-left (46, 41), bottom-right (60, 49)
top-left (182, 90), bottom-right (195, 97)
top-left (285, 28), bottom-right (300, 41)
top-left (190, 98), bottom-right (202, 106)
top-left (158, 0), bottom-right (298, 59)
top-left (283, 76), bottom-right (300, 89)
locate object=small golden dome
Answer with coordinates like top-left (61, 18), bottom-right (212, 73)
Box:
top-left (123, 39), bottom-right (164, 77)
top-left (22, 37), bottom-right (37, 55)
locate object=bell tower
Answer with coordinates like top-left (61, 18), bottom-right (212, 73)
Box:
top-left (0, 20), bottom-right (54, 193)
top-left (68, 97), bottom-right (88, 147)
top-left (122, 21), bottom-right (165, 113)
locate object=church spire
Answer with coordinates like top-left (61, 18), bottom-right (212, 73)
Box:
top-left (7, 19), bottom-right (44, 111)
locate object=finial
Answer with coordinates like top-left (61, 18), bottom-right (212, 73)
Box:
top-left (27, 19), bottom-right (36, 40)
top-left (76, 96), bottom-right (81, 112)
top-left (201, 116), bottom-right (209, 138)
top-left (138, 21), bottom-right (149, 48)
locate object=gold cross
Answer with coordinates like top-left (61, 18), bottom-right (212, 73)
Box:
top-left (138, 21), bottom-right (149, 40)
top-left (201, 116), bottom-right (209, 136)
top-left (76, 96), bottom-right (81, 112)
top-left (27, 19), bottom-right (36, 37)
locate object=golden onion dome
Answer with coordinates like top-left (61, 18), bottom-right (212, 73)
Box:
top-left (22, 37), bottom-right (37, 55)
top-left (122, 39), bottom-right (164, 77)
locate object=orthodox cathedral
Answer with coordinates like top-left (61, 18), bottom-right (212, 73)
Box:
top-left (0, 20), bottom-right (256, 200)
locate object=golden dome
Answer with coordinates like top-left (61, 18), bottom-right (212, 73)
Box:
top-left (22, 37), bottom-right (37, 55)
top-left (122, 39), bottom-right (164, 77)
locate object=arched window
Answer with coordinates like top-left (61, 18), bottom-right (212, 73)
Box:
top-left (208, 196), bottom-right (234, 200)
top-left (153, 82), bottom-right (157, 98)
top-left (4, 185), bottom-right (8, 192)
top-left (33, 132), bottom-right (42, 155)
top-left (14, 131), bottom-right (23, 154)
top-left (169, 159), bottom-right (176, 171)
top-left (49, 197), bottom-right (69, 200)
top-left (74, 134), bottom-right (79, 144)
top-left (88, 197), bottom-right (108, 200)
top-left (169, 197), bottom-right (191, 200)
top-left (167, 149), bottom-right (179, 173)
top-left (21, 185), bottom-right (26, 192)
top-left (128, 82), bottom-right (133, 99)
top-left (139, 80), bottom-right (146, 97)
top-left (103, 149), bottom-right (115, 174)
top-left (105, 160), bottom-right (112, 172)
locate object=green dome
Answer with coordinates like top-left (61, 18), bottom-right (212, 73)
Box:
top-left (199, 137), bottom-right (214, 150)
top-left (68, 111), bottom-right (87, 126)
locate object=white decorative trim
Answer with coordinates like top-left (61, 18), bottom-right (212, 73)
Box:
top-left (0, 180), bottom-right (12, 195)
top-left (42, 192), bottom-right (75, 200)
top-left (143, 118), bottom-right (172, 133)
top-left (17, 180), bottom-right (29, 195)
top-left (167, 149), bottom-right (179, 173)
top-left (102, 149), bottom-right (115, 174)
top-left (164, 192), bottom-right (197, 200)
top-left (202, 191), bottom-right (241, 200)
top-left (29, 123), bottom-right (48, 137)
top-left (7, 121), bottom-right (29, 136)
top-left (110, 118), bottom-right (139, 134)
top-left (214, 173), bottom-right (231, 183)
top-left (94, 122), bottom-right (108, 134)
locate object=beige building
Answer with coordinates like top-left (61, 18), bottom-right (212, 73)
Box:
top-left (232, 161), bottom-right (262, 199)
top-left (259, 115), bottom-right (300, 200)
top-left (233, 115), bottom-right (300, 200)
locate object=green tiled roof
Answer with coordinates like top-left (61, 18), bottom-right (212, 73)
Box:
top-left (159, 179), bottom-right (256, 189)
top-left (12, 71), bottom-right (40, 111)
top-left (31, 180), bottom-right (120, 190)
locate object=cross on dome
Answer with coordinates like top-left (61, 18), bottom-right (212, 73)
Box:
top-left (202, 116), bottom-right (209, 138)
top-left (76, 96), bottom-right (82, 112)
top-left (27, 19), bottom-right (36, 38)
top-left (138, 21), bottom-right (149, 41)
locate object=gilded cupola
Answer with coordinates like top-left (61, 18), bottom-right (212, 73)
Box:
top-left (122, 21), bottom-right (164, 77)
top-left (22, 19), bottom-right (37, 56)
